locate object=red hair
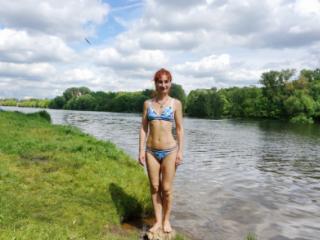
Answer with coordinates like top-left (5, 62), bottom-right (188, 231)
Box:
top-left (153, 68), bottom-right (172, 82)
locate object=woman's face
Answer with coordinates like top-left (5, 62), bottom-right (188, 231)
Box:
top-left (155, 74), bottom-right (171, 94)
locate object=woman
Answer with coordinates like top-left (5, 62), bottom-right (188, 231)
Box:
top-left (139, 68), bottom-right (184, 233)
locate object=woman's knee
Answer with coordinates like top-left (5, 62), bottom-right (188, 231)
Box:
top-left (150, 183), bottom-right (160, 193)
top-left (161, 184), bottom-right (172, 197)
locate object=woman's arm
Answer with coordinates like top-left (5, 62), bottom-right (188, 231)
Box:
top-left (139, 100), bottom-right (149, 166)
top-left (174, 99), bottom-right (184, 166)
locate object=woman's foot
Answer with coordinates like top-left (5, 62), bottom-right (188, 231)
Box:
top-left (163, 221), bottom-right (172, 233)
top-left (148, 222), bottom-right (162, 233)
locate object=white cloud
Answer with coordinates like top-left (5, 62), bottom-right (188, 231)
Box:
top-left (89, 47), bottom-right (168, 70)
top-left (139, 31), bottom-right (204, 50)
top-left (174, 54), bottom-right (230, 78)
top-left (0, 62), bottom-right (56, 80)
top-left (173, 54), bottom-right (264, 92)
top-left (294, 0), bottom-right (320, 16)
top-left (139, 0), bottom-right (320, 49)
top-left (62, 68), bottom-right (97, 83)
top-left (0, 28), bottom-right (76, 63)
top-left (152, 0), bottom-right (206, 9)
top-left (0, 0), bottom-right (109, 40)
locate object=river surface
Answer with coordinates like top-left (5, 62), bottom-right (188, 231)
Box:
top-left (2, 106), bottom-right (320, 240)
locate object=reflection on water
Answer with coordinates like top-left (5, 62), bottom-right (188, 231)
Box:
top-left (3, 107), bottom-right (320, 240)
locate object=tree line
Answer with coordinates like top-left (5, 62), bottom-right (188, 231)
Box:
top-left (47, 84), bottom-right (187, 113)
top-left (1, 68), bottom-right (319, 123)
top-left (185, 69), bottom-right (320, 124)
top-left (0, 98), bottom-right (50, 108)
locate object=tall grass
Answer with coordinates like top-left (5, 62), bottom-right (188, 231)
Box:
top-left (246, 232), bottom-right (257, 240)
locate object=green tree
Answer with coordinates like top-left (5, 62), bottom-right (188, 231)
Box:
top-left (64, 97), bottom-right (77, 109)
top-left (170, 83), bottom-right (187, 110)
top-left (49, 96), bottom-right (66, 109)
top-left (75, 94), bottom-right (96, 110)
top-left (141, 89), bottom-right (154, 98)
top-left (111, 93), bottom-right (137, 112)
top-left (63, 87), bottom-right (91, 102)
top-left (259, 69), bottom-right (295, 118)
top-left (208, 89), bottom-right (224, 118)
top-left (90, 91), bottom-right (111, 111)
top-left (284, 90), bottom-right (316, 123)
top-left (186, 90), bottom-right (211, 117)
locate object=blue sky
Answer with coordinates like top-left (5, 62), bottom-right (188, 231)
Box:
top-left (0, 0), bottom-right (320, 99)
top-left (93, 0), bottom-right (143, 44)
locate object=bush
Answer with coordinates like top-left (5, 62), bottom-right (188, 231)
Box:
top-left (289, 114), bottom-right (314, 124)
top-left (27, 110), bottom-right (51, 123)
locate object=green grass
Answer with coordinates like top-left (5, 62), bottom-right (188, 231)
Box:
top-left (246, 232), bottom-right (257, 240)
top-left (0, 111), bottom-right (152, 239)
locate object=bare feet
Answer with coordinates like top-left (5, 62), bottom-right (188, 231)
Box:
top-left (163, 221), bottom-right (172, 233)
top-left (148, 222), bottom-right (162, 233)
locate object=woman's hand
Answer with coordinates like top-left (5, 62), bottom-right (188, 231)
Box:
top-left (139, 151), bottom-right (146, 166)
top-left (175, 150), bottom-right (183, 166)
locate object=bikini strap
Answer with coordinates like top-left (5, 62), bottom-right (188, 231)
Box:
top-left (170, 98), bottom-right (174, 110)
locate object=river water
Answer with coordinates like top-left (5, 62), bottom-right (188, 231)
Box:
top-left (2, 106), bottom-right (320, 240)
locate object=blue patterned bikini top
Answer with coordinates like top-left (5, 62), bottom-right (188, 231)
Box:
top-left (147, 98), bottom-right (174, 122)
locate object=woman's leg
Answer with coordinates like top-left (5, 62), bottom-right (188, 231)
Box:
top-left (146, 151), bottom-right (162, 232)
top-left (160, 149), bottom-right (177, 233)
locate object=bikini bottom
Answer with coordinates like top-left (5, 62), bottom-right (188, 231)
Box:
top-left (146, 145), bottom-right (178, 162)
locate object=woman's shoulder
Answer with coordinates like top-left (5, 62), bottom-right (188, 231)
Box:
top-left (170, 97), bottom-right (182, 106)
top-left (144, 98), bottom-right (154, 103)
top-left (143, 98), bottom-right (153, 107)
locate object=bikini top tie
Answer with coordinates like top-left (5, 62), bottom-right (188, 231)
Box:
top-left (147, 98), bottom-right (175, 122)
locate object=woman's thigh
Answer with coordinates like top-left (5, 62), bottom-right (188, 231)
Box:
top-left (146, 152), bottom-right (161, 188)
top-left (161, 150), bottom-right (177, 189)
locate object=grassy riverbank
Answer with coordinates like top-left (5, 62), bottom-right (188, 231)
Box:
top-left (0, 110), bottom-right (154, 239)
